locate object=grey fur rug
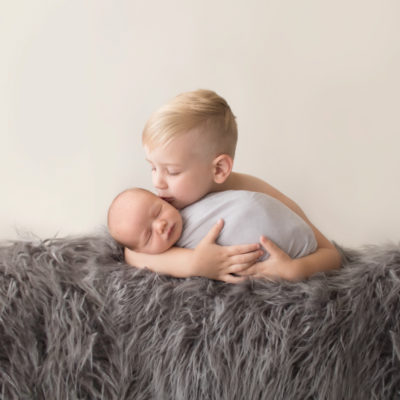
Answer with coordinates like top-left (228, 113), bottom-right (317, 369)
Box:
top-left (1, 234), bottom-right (399, 400)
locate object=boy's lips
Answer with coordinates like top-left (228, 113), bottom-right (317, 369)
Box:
top-left (160, 196), bottom-right (174, 204)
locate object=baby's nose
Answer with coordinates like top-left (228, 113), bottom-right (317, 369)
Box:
top-left (154, 219), bottom-right (167, 234)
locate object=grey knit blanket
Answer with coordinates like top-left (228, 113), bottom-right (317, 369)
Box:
top-left (1, 234), bottom-right (399, 400)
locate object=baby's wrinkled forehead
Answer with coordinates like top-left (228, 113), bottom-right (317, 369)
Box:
top-left (109, 189), bottom-right (158, 249)
top-left (125, 189), bottom-right (159, 217)
top-left (109, 188), bottom-right (156, 231)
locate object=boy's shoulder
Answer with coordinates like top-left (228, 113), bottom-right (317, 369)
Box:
top-left (223, 172), bottom-right (307, 223)
top-left (221, 172), bottom-right (283, 199)
top-left (199, 189), bottom-right (270, 205)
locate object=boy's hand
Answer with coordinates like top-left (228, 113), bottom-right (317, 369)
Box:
top-left (191, 219), bottom-right (263, 284)
top-left (238, 236), bottom-right (302, 281)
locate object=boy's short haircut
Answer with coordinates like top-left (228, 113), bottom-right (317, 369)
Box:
top-left (142, 89), bottom-right (238, 158)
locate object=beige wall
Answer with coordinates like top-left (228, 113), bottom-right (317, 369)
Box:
top-left (1, 0), bottom-right (399, 247)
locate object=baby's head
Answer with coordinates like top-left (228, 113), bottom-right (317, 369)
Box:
top-left (108, 188), bottom-right (183, 254)
top-left (142, 89), bottom-right (238, 209)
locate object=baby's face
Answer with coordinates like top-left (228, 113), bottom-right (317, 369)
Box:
top-left (144, 128), bottom-right (215, 209)
top-left (125, 190), bottom-right (183, 254)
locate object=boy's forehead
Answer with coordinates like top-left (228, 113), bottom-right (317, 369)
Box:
top-left (145, 129), bottom-right (210, 163)
top-left (145, 142), bottom-right (190, 164)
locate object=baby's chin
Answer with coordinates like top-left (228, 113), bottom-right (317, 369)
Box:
top-left (143, 244), bottom-right (171, 254)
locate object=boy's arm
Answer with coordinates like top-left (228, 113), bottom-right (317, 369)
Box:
top-left (241, 233), bottom-right (340, 281)
top-left (124, 219), bottom-right (263, 284)
top-left (224, 172), bottom-right (341, 278)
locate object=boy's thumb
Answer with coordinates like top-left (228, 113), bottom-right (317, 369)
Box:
top-left (260, 236), bottom-right (280, 255)
top-left (204, 219), bottom-right (224, 243)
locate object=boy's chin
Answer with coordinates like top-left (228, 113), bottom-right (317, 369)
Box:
top-left (168, 199), bottom-right (185, 209)
top-left (160, 196), bottom-right (174, 204)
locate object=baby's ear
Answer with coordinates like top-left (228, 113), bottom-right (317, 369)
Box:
top-left (212, 154), bottom-right (233, 184)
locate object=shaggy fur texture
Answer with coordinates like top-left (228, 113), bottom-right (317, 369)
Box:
top-left (0, 234), bottom-right (399, 400)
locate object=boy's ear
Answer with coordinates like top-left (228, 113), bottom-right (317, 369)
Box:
top-left (212, 154), bottom-right (233, 184)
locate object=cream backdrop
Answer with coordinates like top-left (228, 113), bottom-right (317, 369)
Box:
top-left (1, 0), bottom-right (399, 247)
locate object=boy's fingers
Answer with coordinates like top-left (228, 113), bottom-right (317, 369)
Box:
top-left (226, 243), bottom-right (260, 255)
top-left (229, 263), bottom-right (255, 274)
top-left (203, 219), bottom-right (224, 243)
top-left (231, 250), bottom-right (263, 265)
top-left (260, 236), bottom-right (282, 255)
top-left (221, 274), bottom-right (246, 284)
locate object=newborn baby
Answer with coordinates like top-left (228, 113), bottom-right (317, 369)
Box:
top-left (108, 188), bottom-right (183, 254)
top-left (107, 188), bottom-right (317, 260)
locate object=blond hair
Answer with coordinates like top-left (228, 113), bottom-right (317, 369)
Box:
top-left (142, 89), bottom-right (238, 158)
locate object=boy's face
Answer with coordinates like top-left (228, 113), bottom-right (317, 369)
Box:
top-left (144, 129), bottom-right (216, 209)
top-left (119, 190), bottom-right (183, 254)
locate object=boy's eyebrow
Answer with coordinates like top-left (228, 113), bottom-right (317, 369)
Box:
top-left (145, 159), bottom-right (182, 167)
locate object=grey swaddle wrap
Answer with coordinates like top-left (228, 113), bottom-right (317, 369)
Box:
top-left (177, 190), bottom-right (317, 260)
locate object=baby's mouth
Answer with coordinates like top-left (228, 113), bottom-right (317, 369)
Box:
top-left (167, 224), bottom-right (175, 240)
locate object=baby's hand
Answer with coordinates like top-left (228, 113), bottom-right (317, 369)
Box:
top-left (238, 236), bottom-right (300, 281)
top-left (191, 219), bottom-right (263, 284)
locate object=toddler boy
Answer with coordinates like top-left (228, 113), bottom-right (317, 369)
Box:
top-left (125, 89), bottom-right (341, 281)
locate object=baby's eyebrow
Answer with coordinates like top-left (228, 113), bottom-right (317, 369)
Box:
top-left (149, 201), bottom-right (160, 216)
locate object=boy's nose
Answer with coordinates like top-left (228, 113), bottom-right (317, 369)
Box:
top-left (153, 172), bottom-right (167, 189)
